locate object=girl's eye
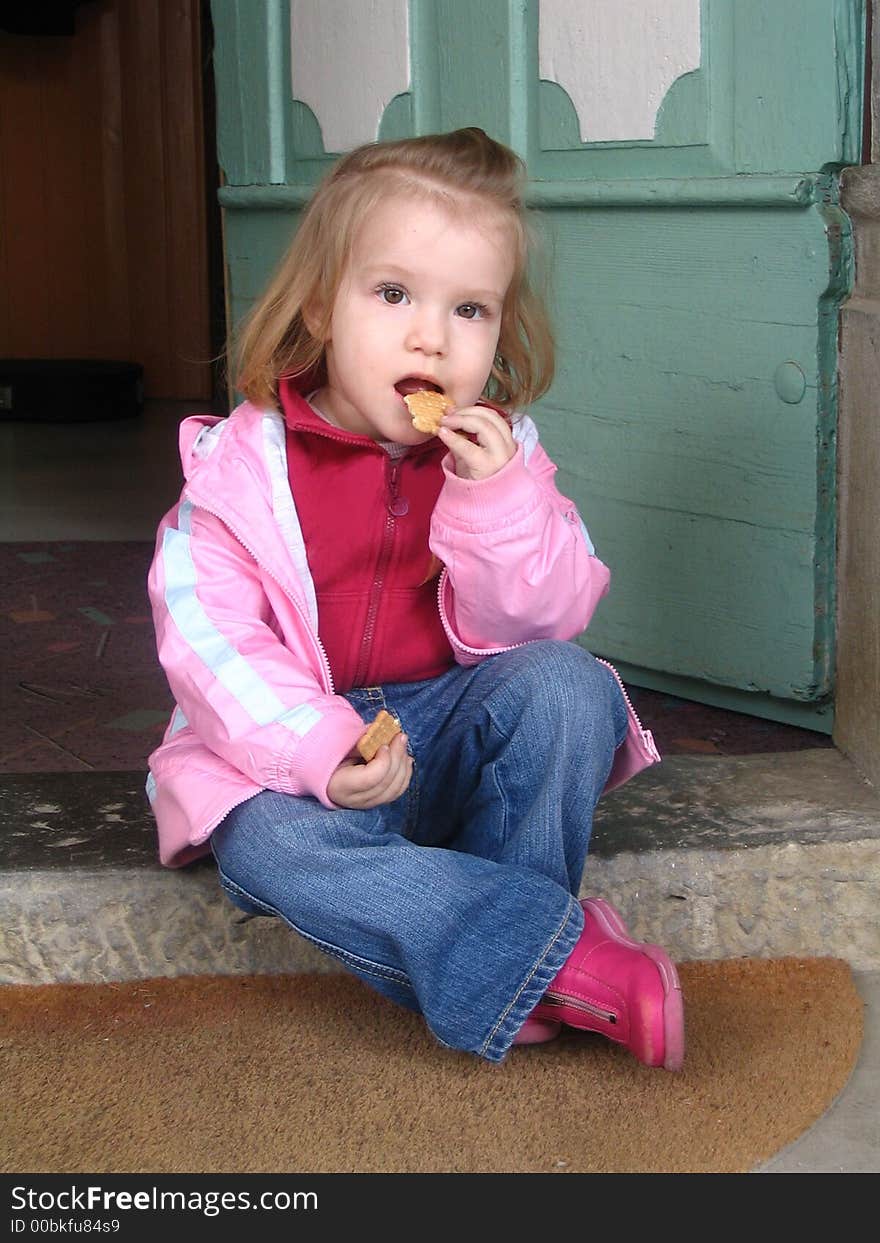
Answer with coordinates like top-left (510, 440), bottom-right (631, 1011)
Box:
top-left (457, 302), bottom-right (488, 320)
top-left (378, 285), bottom-right (408, 306)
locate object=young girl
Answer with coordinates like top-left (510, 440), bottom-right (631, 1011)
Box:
top-left (146, 127), bottom-right (681, 1069)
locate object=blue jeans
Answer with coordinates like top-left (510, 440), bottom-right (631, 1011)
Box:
top-left (211, 640), bottom-right (628, 1062)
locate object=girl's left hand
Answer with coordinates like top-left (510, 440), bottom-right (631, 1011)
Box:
top-left (437, 406), bottom-right (516, 481)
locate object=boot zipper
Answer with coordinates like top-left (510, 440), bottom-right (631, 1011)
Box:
top-left (540, 991), bottom-right (618, 1024)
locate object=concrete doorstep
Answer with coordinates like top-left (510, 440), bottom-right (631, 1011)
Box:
top-left (1, 747), bottom-right (879, 985)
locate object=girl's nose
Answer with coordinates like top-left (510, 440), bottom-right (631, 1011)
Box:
top-left (405, 308), bottom-right (447, 356)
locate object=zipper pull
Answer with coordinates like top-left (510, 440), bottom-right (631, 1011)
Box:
top-left (387, 460), bottom-right (409, 517)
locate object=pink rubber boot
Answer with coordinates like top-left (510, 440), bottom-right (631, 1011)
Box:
top-left (512, 1015), bottom-right (562, 1045)
top-left (529, 898), bottom-right (684, 1070)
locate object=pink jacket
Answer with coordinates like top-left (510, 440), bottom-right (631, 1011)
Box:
top-left (146, 401), bottom-right (660, 867)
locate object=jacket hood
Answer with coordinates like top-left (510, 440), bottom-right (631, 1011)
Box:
top-left (178, 412), bottom-right (230, 482)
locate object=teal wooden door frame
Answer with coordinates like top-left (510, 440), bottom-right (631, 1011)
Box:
top-left (211, 0), bottom-right (866, 731)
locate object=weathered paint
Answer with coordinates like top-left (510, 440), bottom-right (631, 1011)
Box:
top-left (289, 0), bottom-right (410, 153)
top-left (538, 0), bottom-right (701, 143)
top-left (210, 0), bottom-right (865, 728)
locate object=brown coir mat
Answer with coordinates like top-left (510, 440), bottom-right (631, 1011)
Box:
top-left (0, 958), bottom-right (863, 1174)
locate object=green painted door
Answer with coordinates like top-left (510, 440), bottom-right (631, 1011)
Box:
top-left (211, 0), bottom-right (865, 730)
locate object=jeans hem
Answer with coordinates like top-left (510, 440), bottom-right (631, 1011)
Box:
top-left (479, 896), bottom-right (585, 1063)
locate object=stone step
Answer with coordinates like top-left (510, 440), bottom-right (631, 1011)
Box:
top-left (2, 747), bottom-right (879, 984)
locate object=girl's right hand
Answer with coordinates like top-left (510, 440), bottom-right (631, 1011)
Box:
top-left (327, 732), bottom-right (413, 809)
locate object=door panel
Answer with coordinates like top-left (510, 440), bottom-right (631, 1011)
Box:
top-left (212, 0), bottom-right (865, 725)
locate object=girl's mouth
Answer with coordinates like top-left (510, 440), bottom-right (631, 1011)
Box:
top-left (394, 377), bottom-right (444, 398)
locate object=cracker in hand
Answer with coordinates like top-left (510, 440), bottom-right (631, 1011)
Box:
top-left (356, 710), bottom-right (402, 761)
top-left (403, 389), bottom-right (454, 434)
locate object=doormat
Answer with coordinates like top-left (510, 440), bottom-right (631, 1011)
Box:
top-left (0, 958), bottom-right (862, 1174)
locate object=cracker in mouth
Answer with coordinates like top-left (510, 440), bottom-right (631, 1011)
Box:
top-left (402, 388), bottom-right (454, 433)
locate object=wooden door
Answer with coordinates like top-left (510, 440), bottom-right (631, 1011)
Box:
top-left (0, 0), bottom-right (214, 399)
top-left (210, 0), bottom-right (866, 729)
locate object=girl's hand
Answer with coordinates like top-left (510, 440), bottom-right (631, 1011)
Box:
top-left (327, 731), bottom-right (413, 809)
top-left (437, 406), bottom-right (516, 481)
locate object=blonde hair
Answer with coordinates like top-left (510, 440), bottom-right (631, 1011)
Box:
top-left (234, 128), bottom-right (555, 412)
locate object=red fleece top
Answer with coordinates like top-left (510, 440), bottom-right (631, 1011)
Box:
top-left (280, 379), bottom-right (455, 692)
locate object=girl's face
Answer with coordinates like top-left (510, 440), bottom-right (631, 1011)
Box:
top-left (314, 194), bottom-right (515, 443)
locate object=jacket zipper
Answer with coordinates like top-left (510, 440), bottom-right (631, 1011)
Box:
top-left (436, 574), bottom-right (658, 757)
top-left (352, 457), bottom-right (402, 688)
top-left (193, 789), bottom-right (263, 845)
top-left (595, 657), bottom-right (661, 758)
top-left (435, 568), bottom-right (518, 659)
top-left (539, 992), bottom-right (618, 1024)
top-left (185, 493), bottom-right (336, 696)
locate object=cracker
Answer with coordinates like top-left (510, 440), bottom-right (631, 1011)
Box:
top-left (403, 389), bottom-right (453, 433)
top-left (356, 709), bottom-right (402, 762)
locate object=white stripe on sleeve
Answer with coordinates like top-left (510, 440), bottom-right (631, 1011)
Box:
top-left (162, 504), bottom-right (322, 738)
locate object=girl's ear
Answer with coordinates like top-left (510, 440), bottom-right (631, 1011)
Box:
top-left (301, 298), bottom-right (326, 342)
